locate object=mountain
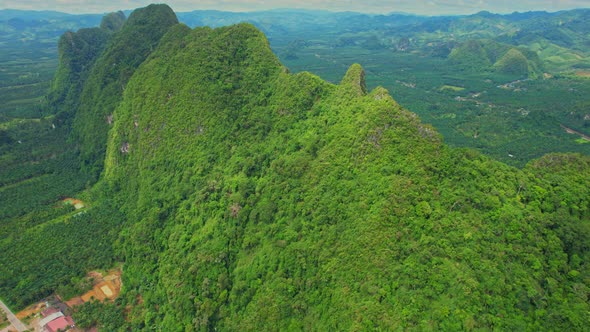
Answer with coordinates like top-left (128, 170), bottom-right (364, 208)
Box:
top-left (0, 6), bottom-right (178, 308)
top-left (493, 48), bottom-right (531, 75)
top-left (447, 39), bottom-right (542, 78)
top-left (1, 5), bottom-right (590, 331)
top-left (448, 39), bottom-right (493, 69)
top-left (45, 22), bottom-right (114, 123)
top-left (375, 9), bottom-right (590, 71)
top-left (68, 4), bottom-right (178, 180)
top-left (53, 7), bottom-right (590, 330)
top-left (2, 7), bottom-right (590, 169)
top-left (100, 11), bottom-right (126, 32)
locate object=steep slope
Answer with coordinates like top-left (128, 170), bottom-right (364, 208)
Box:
top-left (46, 12), bottom-right (125, 124)
top-left (0, 11), bottom-right (132, 309)
top-left (0, 6), bottom-right (176, 310)
top-left (100, 11), bottom-right (126, 32)
top-left (71, 4), bottom-right (178, 181)
top-left (96, 22), bottom-right (590, 331)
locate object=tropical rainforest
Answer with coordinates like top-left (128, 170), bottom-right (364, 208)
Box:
top-left (0, 3), bottom-right (589, 331)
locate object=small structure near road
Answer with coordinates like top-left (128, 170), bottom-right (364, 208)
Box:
top-left (38, 307), bottom-right (74, 332)
top-left (38, 311), bottom-right (62, 328)
top-left (45, 315), bottom-right (74, 332)
top-left (13, 269), bottom-right (121, 331)
top-left (40, 307), bottom-right (59, 318)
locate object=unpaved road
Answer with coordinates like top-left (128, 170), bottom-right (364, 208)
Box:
top-left (0, 299), bottom-right (28, 332)
top-left (561, 124), bottom-right (590, 142)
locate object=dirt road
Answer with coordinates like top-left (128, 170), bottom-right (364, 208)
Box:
top-left (0, 299), bottom-right (28, 332)
top-left (561, 124), bottom-right (590, 142)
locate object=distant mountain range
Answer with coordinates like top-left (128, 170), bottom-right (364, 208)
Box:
top-left (2, 7), bottom-right (590, 167)
top-left (2, 7), bottom-right (589, 71)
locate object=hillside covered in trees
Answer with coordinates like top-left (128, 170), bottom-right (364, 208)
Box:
top-left (1, 4), bottom-right (589, 331)
top-left (3, 7), bottom-right (590, 168)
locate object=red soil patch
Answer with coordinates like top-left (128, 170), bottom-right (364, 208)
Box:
top-left (15, 302), bottom-right (45, 320)
top-left (576, 71), bottom-right (590, 78)
top-left (64, 297), bottom-right (84, 307)
top-left (66, 270), bottom-right (122, 308)
top-left (62, 198), bottom-right (85, 209)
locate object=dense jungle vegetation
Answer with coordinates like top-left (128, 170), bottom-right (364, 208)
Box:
top-left (2, 7), bottom-right (590, 166)
top-left (0, 4), bottom-right (589, 331)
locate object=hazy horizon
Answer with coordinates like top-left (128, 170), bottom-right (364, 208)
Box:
top-left (1, 0), bottom-right (589, 16)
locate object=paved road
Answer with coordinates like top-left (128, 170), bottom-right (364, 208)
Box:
top-left (0, 299), bottom-right (28, 332)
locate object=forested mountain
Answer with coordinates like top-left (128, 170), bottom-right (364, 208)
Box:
top-left (45, 12), bottom-right (123, 123)
top-left (0, 4), bottom-right (177, 311)
top-left (1, 4), bottom-right (590, 331)
top-left (2, 7), bottom-right (590, 167)
top-left (10, 5), bottom-right (584, 330)
top-left (68, 5), bottom-right (178, 180)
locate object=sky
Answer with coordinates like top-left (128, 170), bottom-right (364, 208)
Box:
top-left (2, 0), bottom-right (590, 15)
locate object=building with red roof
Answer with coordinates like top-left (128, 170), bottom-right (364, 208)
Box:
top-left (45, 315), bottom-right (74, 332)
top-left (41, 307), bottom-right (59, 317)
